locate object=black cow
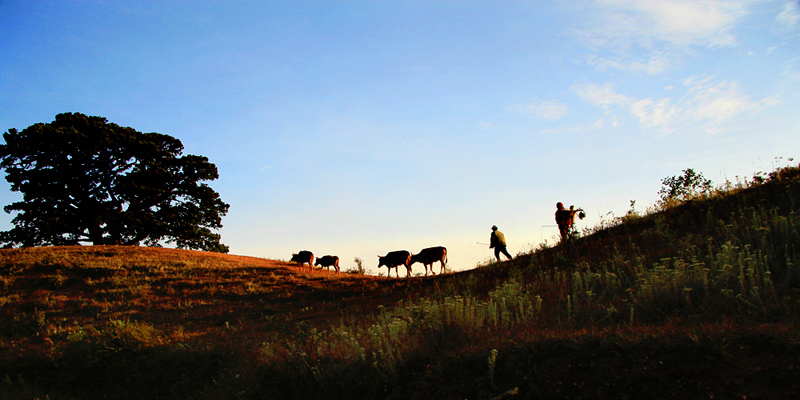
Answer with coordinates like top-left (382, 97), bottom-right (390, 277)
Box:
top-left (410, 246), bottom-right (447, 275)
top-left (290, 250), bottom-right (314, 269)
top-left (315, 255), bottom-right (340, 273)
top-left (378, 250), bottom-right (412, 278)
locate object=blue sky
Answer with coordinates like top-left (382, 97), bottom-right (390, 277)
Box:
top-left (2, 1), bottom-right (799, 273)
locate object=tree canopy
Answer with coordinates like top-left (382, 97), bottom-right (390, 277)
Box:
top-left (0, 112), bottom-right (230, 252)
top-left (659, 168), bottom-right (713, 205)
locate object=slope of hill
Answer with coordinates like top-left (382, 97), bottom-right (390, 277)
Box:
top-left (2, 164), bottom-right (800, 400)
top-left (0, 246), bottom-right (423, 338)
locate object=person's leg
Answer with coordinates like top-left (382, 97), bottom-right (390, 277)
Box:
top-left (502, 246), bottom-right (513, 260)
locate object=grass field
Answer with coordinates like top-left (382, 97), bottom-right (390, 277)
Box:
top-left (2, 163), bottom-right (800, 399)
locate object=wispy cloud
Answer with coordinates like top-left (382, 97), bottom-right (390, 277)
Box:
top-left (573, 77), bottom-right (778, 134)
top-left (777, 1), bottom-right (800, 31)
top-left (515, 100), bottom-right (569, 120)
top-left (573, 0), bottom-right (760, 74)
top-left (541, 117), bottom-right (610, 135)
top-left (782, 55), bottom-right (800, 87)
top-left (775, 1), bottom-right (800, 90)
top-left (679, 77), bottom-right (776, 123)
top-left (573, 83), bottom-right (634, 109)
top-left (585, 52), bottom-right (678, 75)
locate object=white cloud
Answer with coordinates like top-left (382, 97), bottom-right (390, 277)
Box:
top-left (681, 77), bottom-right (758, 123)
top-left (514, 100), bottom-right (569, 120)
top-left (541, 117), bottom-right (608, 134)
top-left (574, 0), bottom-right (761, 74)
top-left (536, 100), bottom-right (569, 120)
top-left (590, 0), bottom-right (750, 47)
top-left (782, 55), bottom-right (800, 86)
top-left (574, 77), bottom-right (777, 134)
top-left (630, 97), bottom-right (679, 129)
top-left (585, 52), bottom-right (678, 75)
top-left (777, 1), bottom-right (800, 31)
top-left (573, 83), bottom-right (634, 109)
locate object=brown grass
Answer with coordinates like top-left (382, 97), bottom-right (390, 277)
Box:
top-left (0, 246), bottom-right (410, 341)
top-left (2, 245), bottom-right (799, 400)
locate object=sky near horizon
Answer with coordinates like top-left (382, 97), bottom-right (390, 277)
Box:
top-left (1, 1), bottom-right (799, 274)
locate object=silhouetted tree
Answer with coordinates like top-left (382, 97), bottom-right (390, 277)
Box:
top-left (0, 112), bottom-right (230, 252)
top-left (659, 168), bottom-right (713, 204)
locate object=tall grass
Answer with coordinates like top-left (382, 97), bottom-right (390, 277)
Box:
top-left (251, 163), bottom-right (800, 392)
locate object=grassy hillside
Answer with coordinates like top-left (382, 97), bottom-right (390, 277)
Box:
top-left (2, 164), bottom-right (800, 400)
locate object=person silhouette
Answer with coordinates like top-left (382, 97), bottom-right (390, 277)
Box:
top-left (489, 225), bottom-right (513, 262)
top-left (555, 202), bottom-right (584, 240)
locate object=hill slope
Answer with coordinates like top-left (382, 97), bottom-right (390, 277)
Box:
top-left (2, 164), bottom-right (800, 399)
top-left (0, 246), bottom-right (414, 335)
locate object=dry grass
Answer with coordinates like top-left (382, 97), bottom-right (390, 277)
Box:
top-left (0, 246), bottom-right (401, 343)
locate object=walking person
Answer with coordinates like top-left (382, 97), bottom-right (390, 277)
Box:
top-left (555, 202), bottom-right (572, 240)
top-left (555, 202), bottom-right (584, 240)
top-left (489, 225), bottom-right (513, 262)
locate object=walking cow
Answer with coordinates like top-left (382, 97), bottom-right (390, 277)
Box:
top-left (290, 251), bottom-right (314, 270)
top-left (409, 246), bottom-right (447, 275)
top-left (378, 250), bottom-right (412, 278)
top-left (315, 255), bottom-right (340, 273)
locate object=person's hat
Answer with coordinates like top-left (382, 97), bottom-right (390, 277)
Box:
top-left (491, 225), bottom-right (498, 230)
